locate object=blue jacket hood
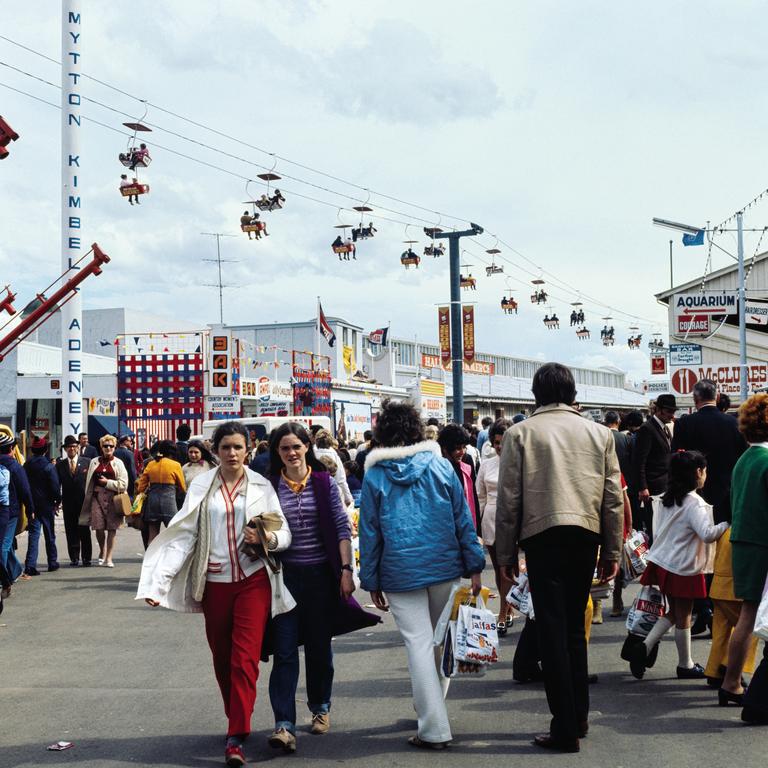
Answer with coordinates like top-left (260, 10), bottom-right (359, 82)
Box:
top-left (371, 448), bottom-right (437, 486)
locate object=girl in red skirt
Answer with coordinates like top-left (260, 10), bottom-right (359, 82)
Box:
top-left (628, 451), bottom-right (729, 680)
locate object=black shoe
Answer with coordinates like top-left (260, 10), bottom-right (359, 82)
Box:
top-left (24, 567), bottom-right (40, 577)
top-left (691, 610), bottom-right (713, 636)
top-left (82, 561), bottom-right (92, 567)
top-left (677, 663), bottom-right (706, 679)
top-left (718, 687), bottom-right (745, 706)
top-left (533, 734), bottom-right (579, 753)
top-left (742, 706), bottom-right (768, 725)
top-left (69, 561), bottom-right (80, 567)
top-left (48, 563), bottom-right (60, 573)
top-left (629, 642), bottom-right (647, 679)
top-left (707, 676), bottom-right (723, 688)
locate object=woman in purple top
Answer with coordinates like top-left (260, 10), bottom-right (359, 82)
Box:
top-left (266, 422), bottom-right (355, 754)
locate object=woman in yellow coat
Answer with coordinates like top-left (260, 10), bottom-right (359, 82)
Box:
top-left (136, 440), bottom-right (186, 545)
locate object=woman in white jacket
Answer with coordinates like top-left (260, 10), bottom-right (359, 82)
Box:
top-left (628, 450), bottom-right (728, 681)
top-left (137, 421), bottom-right (293, 768)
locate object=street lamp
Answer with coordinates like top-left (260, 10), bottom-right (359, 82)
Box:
top-left (653, 214), bottom-right (748, 401)
top-left (433, 222), bottom-right (484, 423)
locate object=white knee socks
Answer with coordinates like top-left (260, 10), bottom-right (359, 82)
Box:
top-left (674, 627), bottom-right (693, 669)
top-left (643, 616), bottom-right (673, 649)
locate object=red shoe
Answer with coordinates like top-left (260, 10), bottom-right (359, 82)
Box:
top-left (224, 745), bottom-right (245, 767)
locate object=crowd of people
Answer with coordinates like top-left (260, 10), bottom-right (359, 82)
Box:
top-left (2, 366), bottom-right (768, 766)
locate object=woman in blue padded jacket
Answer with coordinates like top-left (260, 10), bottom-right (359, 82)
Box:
top-left (359, 400), bottom-right (485, 750)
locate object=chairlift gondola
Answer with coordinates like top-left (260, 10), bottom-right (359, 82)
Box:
top-left (530, 278), bottom-right (547, 305)
top-left (423, 226), bottom-right (445, 257)
top-left (485, 248), bottom-right (504, 276)
top-left (0, 115), bottom-right (20, 160)
top-left (600, 316), bottom-right (615, 346)
top-left (118, 105), bottom-right (153, 170)
top-left (648, 332), bottom-right (665, 352)
top-left (401, 240), bottom-right (420, 269)
top-left (576, 326), bottom-right (591, 340)
top-left (333, 224), bottom-right (356, 260)
top-left (460, 263), bottom-right (477, 290)
top-left (543, 306), bottom-right (560, 329)
top-left (627, 326), bottom-right (642, 349)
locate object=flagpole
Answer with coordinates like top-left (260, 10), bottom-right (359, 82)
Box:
top-left (314, 295), bottom-right (320, 370)
top-left (388, 320), bottom-right (394, 387)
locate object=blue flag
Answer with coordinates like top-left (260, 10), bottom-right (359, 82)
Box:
top-left (682, 229), bottom-right (705, 246)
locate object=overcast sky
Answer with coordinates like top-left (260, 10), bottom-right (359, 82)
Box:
top-left (2, 1), bottom-right (768, 385)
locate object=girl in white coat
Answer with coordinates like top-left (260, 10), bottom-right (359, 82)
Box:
top-left (628, 450), bottom-right (728, 681)
top-left (137, 421), bottom-right (293, 768)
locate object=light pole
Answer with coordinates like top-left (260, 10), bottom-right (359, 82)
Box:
top-left (433, 222), bottom-right (484, 423)
top-left (653, 216), bottom-right (748, 401)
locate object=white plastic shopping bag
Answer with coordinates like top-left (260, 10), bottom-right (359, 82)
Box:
top-left (506, 573), bottom-right (534, 619)
top-left (432, 581), bottom-right (462, 647)
top-left (754, 573), bottom-right (768, 641)
top-left (626, 585), bottom-right (665, 637)
top-left (455, 595), bottom-right (499, 665)
top-left (623, 529), bottom-right (650, 581)
top-left (440, 620), bottom-right (487, 678)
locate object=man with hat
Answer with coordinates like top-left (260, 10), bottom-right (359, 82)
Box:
top-left (23, 436), bottom-right (61, 574)
top-left (0, 432), bottom-right (33, 583)
top-left (56, 435), bottom-right (93, 567)
top-left (632, 393), bottom-right (677, 542)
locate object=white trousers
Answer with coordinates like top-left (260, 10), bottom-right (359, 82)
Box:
top-left (387, 579), bottom-right (459, 743)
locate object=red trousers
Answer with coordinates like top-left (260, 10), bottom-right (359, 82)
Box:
top-left (202, 568), bottom-right (271, 736)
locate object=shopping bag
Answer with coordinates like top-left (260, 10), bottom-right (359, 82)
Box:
top-left (623, 529), bottom-right (649, 581)
top-left (449, 584), bottom-right (492, 620)
top-left (590, 569), bottom-right (614, 601)
top-left (455, 596), bottom-right (499, 665)
top-left (440, 620), bottom-right (486, 678)
top-left (129, 492), bottom-right (146, 517)
top-left (506, 574), bottom-right (535, 619)
top-left (754, 573), bottom-right (768, 641)
top-left (626, 585), bottom-right (666, 637)
top-left (433, 581), bottom-right (462, 646)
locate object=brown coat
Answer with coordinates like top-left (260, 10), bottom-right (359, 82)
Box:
top-left (78, 456), bottom-right (129, 526)
top-left (495, 403), bottom-right (624, 565)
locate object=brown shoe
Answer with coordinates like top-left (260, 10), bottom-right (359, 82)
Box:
top-left (268, 728), bottom-right (296, 753)
top-left (533, 734), bottom-right (580, 753)
top-left (310, 713), bottom-right (330, 735)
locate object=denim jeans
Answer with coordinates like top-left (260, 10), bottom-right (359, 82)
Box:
top-left (269, 562), bottom-right (336, 732)
top-left (1, 516), bottom-right (22, 582)
top-left (25, 512), bottom-right (58, 570)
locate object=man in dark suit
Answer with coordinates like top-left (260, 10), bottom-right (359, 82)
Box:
top-left (78, 432), bottom-right (98, 460)
top-left (115, 435), bottom-right (137, 497)
top-left (672, 379), bottom-right (747, 524)
top-left (56, 435), bottom-right (93, 567)
top-left (633, 393), bottom-right (677, 539)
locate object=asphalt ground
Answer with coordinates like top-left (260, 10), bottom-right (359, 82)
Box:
top-left (1, 521), bottom-right (767, 768)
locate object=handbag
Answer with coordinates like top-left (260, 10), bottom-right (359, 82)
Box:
top-left (112, 492), bottom-right (132, 518)
top-left (241, 511), bottom-right (285, 572)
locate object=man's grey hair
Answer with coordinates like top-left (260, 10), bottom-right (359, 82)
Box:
top-left (693, 378), bottom-right (717, 402)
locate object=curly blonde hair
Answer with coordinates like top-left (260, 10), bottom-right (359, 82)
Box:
top-left (738, 393), bottom-right (768, 443)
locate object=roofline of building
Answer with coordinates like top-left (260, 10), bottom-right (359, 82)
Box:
top-left (655, 249), bottom-right (768, 303)
top-left (227, 316), bottom-right (363, 332)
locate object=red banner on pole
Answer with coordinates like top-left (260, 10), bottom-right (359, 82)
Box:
top-left (463, 305), bottom-right (475, 364)
top-left (438, 306), bottom-right (451, 369)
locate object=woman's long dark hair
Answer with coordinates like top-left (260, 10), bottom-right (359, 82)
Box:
top-left (661, 450), bottom-right (706, 508)
top-left (187, 439), bottom-right (218, 467)
top-left (268, 422), bottom-right (327, 477)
